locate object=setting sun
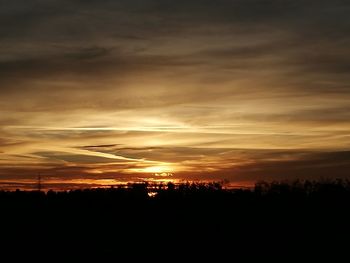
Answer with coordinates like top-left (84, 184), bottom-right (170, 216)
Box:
top-left (142, 166), bottom-right (174, 176)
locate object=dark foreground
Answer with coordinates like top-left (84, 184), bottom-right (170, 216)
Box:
top-left (1, 180), bottom-right (350, 260)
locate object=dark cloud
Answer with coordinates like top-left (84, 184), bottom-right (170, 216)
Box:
top-left (34, 151), bottom-right (118, 164)
top-left (176, 150), bottom-right (350, 182)
top-left (233, 150), bottom-right (350, 181)
top-left (2, 1), bottom-right (350, 34)
top-left (1, 0), bottom-right (350, 98)
top-left (64, 46), bottom-right (113, 60)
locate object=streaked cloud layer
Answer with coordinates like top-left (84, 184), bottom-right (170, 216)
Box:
top-left (1, 0), bottom-right (350, 189)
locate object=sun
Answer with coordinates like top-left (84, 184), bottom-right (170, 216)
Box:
top-left (143, 166), bottom-right (173, 176)
top-left (143, 166), bottom-right (170, 174)
top-left (127, 164), bottom-right (175, 176)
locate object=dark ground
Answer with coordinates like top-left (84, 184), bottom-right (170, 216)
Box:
top-left (1, 180), bottom-right (349, 260)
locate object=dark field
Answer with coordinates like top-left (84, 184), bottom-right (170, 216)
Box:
top-left (1, 180), bottom-right (349, 260)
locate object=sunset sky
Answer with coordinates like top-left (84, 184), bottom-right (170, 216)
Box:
top-left (1, 0), bottom-right (350, 189)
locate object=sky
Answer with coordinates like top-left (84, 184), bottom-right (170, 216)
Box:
top-left (1, 0), bottom-right (350, 190)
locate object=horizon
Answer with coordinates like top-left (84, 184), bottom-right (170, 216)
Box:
top-left (0, 176), bottom-right (254, 192)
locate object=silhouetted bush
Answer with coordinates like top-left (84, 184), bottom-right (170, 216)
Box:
top-left (0, 180), bottom-right (349, 258)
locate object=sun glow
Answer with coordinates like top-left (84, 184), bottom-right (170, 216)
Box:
top-left (142, 165), bottom-right (173, 176)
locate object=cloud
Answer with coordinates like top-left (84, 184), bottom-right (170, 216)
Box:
top-left (64, 46), bottom-right (113, 60)
top-left (1, 0), bottom-right (350, 108)
top-left (0, 0), bottom-right (350, 188)
top-left (174, 150), bottom-right (350, 182)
